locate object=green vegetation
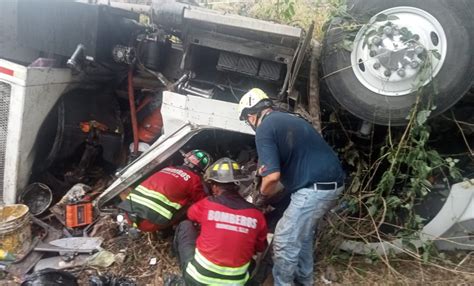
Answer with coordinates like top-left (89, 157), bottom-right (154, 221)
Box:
top-left (209, 0), bottom-right (467, 265)
top-left (206, 0), bottom-right (345, 40)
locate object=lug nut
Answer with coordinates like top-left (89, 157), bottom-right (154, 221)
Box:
top-left (397, 69), bottom-right (406, 77)
top-left (369, 50), bottom-right (377, 57)
top-left (413, 34), bottom-right (420, 41)
top-left (415, 46), bottom-right (425, 55)
top-left (401, 27), bottom-right (408, 33)
top-left (383, 26), bottom-right (393, 36)
top-left (373, 62), bottom-right (381, 70)
top-left (372, 36), bottom-right (382, 45)
top-left (410, 61), bottom-right (419, 69)
top-left (384, 70), bottom-right (392, 77)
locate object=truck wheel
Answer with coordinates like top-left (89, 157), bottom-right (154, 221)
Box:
top-left (321, 0), bottom-right (474, 125)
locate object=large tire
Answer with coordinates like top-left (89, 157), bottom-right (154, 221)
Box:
top-left (321, 0), bottom-right (474, 125)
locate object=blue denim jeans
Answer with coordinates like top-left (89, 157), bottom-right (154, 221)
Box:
top-left (272, 184), bottom-right (344, 286)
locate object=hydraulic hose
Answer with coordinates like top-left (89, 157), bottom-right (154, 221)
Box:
top-left (128, 66), bottom-right (139, 155)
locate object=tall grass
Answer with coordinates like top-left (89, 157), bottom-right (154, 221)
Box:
top-left (204, 0), bottom-right (346, 40)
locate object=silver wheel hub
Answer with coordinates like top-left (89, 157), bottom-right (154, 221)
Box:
top-left (351, 7), bottom-right (447, 96)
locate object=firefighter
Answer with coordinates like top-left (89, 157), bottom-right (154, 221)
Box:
top-left (118, 149), bottom-right (212, 232)
top-left (238, 88), bottom-right (345, 285)
top-left (173, 157), bottom-right (268, 285)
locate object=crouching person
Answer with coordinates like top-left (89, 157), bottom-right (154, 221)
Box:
top-left (174, 158), bottom-right (268, 285)
top-left (118, 150), bottom-right (212, 232)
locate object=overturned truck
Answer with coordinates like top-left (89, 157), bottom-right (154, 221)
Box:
top-left (0, 0), bottom-right (473, 260)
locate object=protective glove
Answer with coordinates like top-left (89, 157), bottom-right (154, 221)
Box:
top-left (253, 191), bottom-right (268, 208)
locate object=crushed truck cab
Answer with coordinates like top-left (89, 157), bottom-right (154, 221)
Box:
top-left (96, 91), bottom-right (253, 209)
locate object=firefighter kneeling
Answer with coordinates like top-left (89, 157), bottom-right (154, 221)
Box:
top-left (174, 158), bottom-right (268, 285)
top-left (118, 149), bottom-right (212, 232)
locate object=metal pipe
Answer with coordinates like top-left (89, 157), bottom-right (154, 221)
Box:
top-left (67, 44), bottom-right (85, 71)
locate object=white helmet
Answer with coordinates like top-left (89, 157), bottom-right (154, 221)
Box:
top-left (238, 88), bottom-right (272, 120)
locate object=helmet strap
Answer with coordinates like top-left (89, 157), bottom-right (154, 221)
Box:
top-left (252, 108), bottom-right (271, 131)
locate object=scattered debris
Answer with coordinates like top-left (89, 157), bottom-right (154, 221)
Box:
top-left (114, 253), bottom-right (126, 265)
top-left (6, 216), bottom-right (63, 276)
top-left (320, 274), bottom-right (332, 285)
top-left (163, 273), bottom-right (185, 286)
top-left (18, 183), bottom-right (53, 216)
top-left (0, 204), bottom-right (32, 255)
top-left (34, 255), bottom-right (90, 271)
top-left (89, 274), bottom-right (137, 286)
top-left (87, 251), bottom-right (116, 268)
top-left (34, 237), bottom-right (102, 254)
top-left (50, 184), bottom-right (95, 228)
top-left (89, 215), bottom-right (118, 240)
top-left (0, 250), bottom-right (16, 261)
top-left (323, 265), bottom-right (338, 283)
top-left (21, 269), bottom-right (78, 286)
top-left (149, 257), bottom-right (157, 266)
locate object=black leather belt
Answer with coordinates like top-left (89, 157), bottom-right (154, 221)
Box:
top-left (314, 182), bottom-right (343, 190)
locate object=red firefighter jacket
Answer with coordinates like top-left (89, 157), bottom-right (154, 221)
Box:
top-left (187, 192), bottom-right (268, 269)
top-left (121, 166), bottom-right (206, 232)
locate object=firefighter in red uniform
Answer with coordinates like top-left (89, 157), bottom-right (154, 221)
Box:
top-left (174, 157), bottom-right (268, 285)
top-left (118, 150), bottom-right (212, 232)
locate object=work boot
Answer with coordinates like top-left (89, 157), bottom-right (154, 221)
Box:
top-left (158, 226), bottom-right (174, 240)
top-left (163, 273), bottom-right (185, 286)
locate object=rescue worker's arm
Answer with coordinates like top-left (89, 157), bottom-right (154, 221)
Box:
top-left (187, 199), bottom-right (205, 223)
top-left (255, 123), bottom-right (280, 198)
top-left (260, 172), bottom-right (281, 197)
top-left (119, 187), bottom-right (133, 201)
top-left (190, 177), bottom-right (207, 203)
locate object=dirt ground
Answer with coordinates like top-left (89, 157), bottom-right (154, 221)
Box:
top-left (79, 230), bottom-right (474, 285)
top-left (3, 216), bottom-right (474, 285)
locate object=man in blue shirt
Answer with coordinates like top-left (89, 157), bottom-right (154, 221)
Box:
top-left (238, 88), bottom-right (345, 286)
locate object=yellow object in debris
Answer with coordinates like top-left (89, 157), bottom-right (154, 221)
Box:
top-left (0, 204), bottom-right (32, 255)
top-left (139, 14), bottom-right (150, 25)
top-left (0, 249), bottom-right (16, 261)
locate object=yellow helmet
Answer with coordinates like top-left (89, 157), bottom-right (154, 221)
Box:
top-left (238, 88), bottom-right (272, 120)
top-left (204, 157), bottom-right (251, 184)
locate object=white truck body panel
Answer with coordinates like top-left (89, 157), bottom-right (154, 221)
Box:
top-left (0, 59), bottom-right (71, 203)
top-left (340, 180), bottom-right (474, 253)
top-left (160, 91), bottom-right (254, 136)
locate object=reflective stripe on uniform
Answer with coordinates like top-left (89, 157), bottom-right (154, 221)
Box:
top-left (194, 249), bottom-right (249, 276)
top-left (127, 193), bottom-right (174, 220)
top-left (220, 164), bottom-right (229, 170)
top-left (186, 262), bottom-right (249, 285)
top-left (135, 185), bottom-right (182, 210)
top-left (212, 163), bottom-right (239, 171)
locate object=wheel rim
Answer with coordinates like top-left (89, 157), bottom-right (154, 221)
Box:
top-left (351, 7), bottom-right (447, 97)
